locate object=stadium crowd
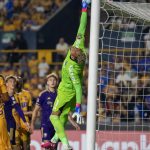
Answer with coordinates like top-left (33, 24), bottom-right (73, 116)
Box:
top-left (114, 0), bottom-right (150, 2)
top-left (0, 0), bottom-right (150, 128)
top-left (0, 0), bottom-right (67, 31)
top-left (99, 55), bottom-right (150, 124)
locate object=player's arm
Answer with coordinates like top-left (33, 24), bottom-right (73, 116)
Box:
top-left (30, 104), bottom-right (40, 133)
top-left (13, 103), bottom-right (31, 132)
top-left (76, 1), bottom-right (88, 38)
top-left (24, 92), bottom-right (33, 116)
top-left (71, 1), bottom-right (88, 54)
top-left (69, 66), bottom-right (85, 124)
top-left (69, 66), bottom-right (82, 106)
top-left (31, 95), bottom-right (42, 133)
top-left (12, 108), bottom-right (21, 127)
top-left (12, 101), bottom-right (26, 123)
top-left (0, 75), bottom-right (9, 102)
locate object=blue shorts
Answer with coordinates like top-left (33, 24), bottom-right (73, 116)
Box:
top-left (41, 123), bottom-right (55, 142)
top-left (7, 118), bottom-right (16, 145)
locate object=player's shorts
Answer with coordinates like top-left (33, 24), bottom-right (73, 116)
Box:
top-left (7, 118), bottom-right (16, 145)
top-left (0, 108), bottom-right (11, 150)
top-left (41, 123), bottom-right (55, 142)
top-left (52, 90), bottom-right (76, 115)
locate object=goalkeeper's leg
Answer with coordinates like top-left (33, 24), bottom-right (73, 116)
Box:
top-left (50, 105), bottom-right (71, 147)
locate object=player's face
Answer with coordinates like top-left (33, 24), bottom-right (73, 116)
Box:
top-left (71, 47), bottom-right (82, 58)
top-left (47, 77), bottom-right (57, 88)
top-left (6, 78), bottom-right (16, 90)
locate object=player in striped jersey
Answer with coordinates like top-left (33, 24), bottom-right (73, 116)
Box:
top-left (0, 74), bottom-right (12, 150)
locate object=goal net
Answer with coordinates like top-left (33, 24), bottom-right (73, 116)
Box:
top-left (97, 0), bottom-right (150, 149)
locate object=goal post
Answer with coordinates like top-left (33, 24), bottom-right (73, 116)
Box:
top-left (86, 0), bottom-right (150, 150)
top-left (86, 0), bottom-right (100, 150)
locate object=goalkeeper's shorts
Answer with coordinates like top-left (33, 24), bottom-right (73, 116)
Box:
top-left (52, 90), bottom-right (76, 115)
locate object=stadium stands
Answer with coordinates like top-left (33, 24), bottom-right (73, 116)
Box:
top-left (0, 0), bottom-right (67, 31)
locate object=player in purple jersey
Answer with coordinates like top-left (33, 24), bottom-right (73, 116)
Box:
top-left (31, 73), bottom-right (58, 145)
top-left (31, 73), bottom-right (80, 149)
top-left (4, 75), bottom-right (30, 149)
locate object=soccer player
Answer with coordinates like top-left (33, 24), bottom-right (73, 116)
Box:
top-left (31, 73), bottom-right (80, 150)
top-left (15, 76), bottom-right (32, 150)
top-left (42, 1), bottom-right (90, 149)
top-left (0, 74), bottom-right (12, 150)
top-left (31, 73), bottom-right (58, 145)
top-left (4, 75), bottom-right (30, 150)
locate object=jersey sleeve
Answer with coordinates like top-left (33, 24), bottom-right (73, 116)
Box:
top-left (77, 11), bottom-right (87, 38)
top-left (69, 65), bottom-right (82, 104)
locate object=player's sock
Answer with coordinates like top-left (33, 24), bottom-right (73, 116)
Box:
top-left (61, 137), bottom-right (69, 146)
top-left (50, 115), bottom-right (69, 145)
top-left (51, 133), bottom-right (59, 143)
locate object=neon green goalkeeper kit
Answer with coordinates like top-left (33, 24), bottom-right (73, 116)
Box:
top-left (53, 10), bottom-right (87, 112)
top-left (50, 10), bottom-right (87, 145)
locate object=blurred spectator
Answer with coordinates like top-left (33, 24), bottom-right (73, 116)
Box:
top-left (144, 30), bottom-right (150, 55)
top-left (14, 32), bottom-right (28, 49)
top-left (19, 55), bottom-right (30, 78)
top-left (3, 19), bottom-right (16, 31)
top-left (104, 79), bottom-right (118, 116)
top-left (55, 37), bottom-right (69, 61)
top-left (0, 0), bottom-right (6, 10)
top-left (116, 70), bottom-right (131, 86)
top-left (38, 57), bottom-right (49, 77)
top-left (28, 56), bottom-right (38, 77)
top-left (0, 0), bottom-right (67, 31)
top-left (5, 0), bottom-right (14, 19)
top-left (5, 39), bottom-right (19, 66)
top-left (53, 65), bottom-right (61, 79)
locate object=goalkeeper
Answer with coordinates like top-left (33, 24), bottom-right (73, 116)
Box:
top-left (42, 0), bottom-right (90, 149)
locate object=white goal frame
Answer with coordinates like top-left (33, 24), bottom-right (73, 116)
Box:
top-left (86, 0), bottom-right (100, 150)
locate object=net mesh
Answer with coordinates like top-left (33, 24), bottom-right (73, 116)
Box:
top-left (97, 0), bottom-right (150, 149)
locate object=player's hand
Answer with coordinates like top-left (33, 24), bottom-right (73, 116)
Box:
top-left (24, 122), bottom-right (31, 133)
top-left (72, 112), bottom-right (84, 124)
top-left (72, 104), bottom-right (84, 125)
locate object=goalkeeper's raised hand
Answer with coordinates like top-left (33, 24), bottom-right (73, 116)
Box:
top-left (72, 104), bottom-right (84, 125)
top-left (82, 0), bottom-right (91, 12)
top-left (82, 0), bottom-right (91, 5)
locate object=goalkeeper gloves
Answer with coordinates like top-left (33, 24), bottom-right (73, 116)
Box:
top-left (82, 0), bottom-right (91, 5)
top-left (72, 104), bottom-right (84, 124)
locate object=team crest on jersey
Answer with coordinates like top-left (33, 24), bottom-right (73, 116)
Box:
top-left (44, 133), bottom-right (47, 138)
top-left (47, 101), bottom-right (53, 107)
top-left (21, 102), bottom-right (27, 108)
top-left (12, 100), bottom-right (16, 105)
top-left (47, 97), bottom-right (51, 100)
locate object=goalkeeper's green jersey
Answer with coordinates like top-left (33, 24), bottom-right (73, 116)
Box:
top-left (58, 11), bottom-right (87, 105)
top-left (58, 50), bottom-right (84, 104)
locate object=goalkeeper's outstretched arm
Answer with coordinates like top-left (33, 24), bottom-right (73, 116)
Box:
top-left (76, 2), bottom-right (88, 38)
top-left (72, 0), bottom-right (88, 51)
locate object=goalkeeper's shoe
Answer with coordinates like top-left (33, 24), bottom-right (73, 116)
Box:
top-left (41, 141), bottom-right (57, 150)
